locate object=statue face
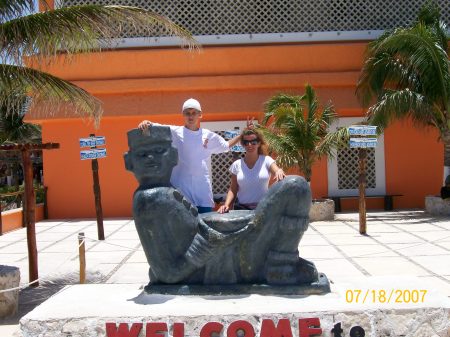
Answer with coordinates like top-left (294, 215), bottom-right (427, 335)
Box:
top-left (130, 141), bottom-right (175, 180)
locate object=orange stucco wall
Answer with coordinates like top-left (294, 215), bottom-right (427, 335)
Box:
top-left (27, 42), bottom-right (443, 218)
top-left (1, 204), bottom-right (45, 234)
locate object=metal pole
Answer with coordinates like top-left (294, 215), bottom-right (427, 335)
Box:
top-left (90, 134), bottom-right (105, 240)
top-left (78, 232), bottom-right (86, 284)
top-left (22, 149), bottom-right (39, 286)
top-left (358, 148), bottom-right (367, 235)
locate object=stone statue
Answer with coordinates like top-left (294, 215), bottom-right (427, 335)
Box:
top-left (124, 126), bottom-right (329, 293)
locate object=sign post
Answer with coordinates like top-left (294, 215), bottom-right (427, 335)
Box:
top-left (348, 125), bottom-right (377, 235)
top-left (80, 134), bottom-right (106, 240)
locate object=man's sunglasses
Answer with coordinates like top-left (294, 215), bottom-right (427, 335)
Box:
top-left (242, 139), bottom-right (260, 146)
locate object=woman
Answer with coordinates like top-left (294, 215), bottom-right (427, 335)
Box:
top-left (218, 128), bottom-right (285, 213)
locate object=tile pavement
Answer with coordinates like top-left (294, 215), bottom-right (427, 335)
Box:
top-left (0, 210), bottom-right (450, 336)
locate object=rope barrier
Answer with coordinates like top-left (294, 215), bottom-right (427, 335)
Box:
top-left (84, 236), bottom-right (141, 251)
top-left (0, 238), bottom-right (86, 294)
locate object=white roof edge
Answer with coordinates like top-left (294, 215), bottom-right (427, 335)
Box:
top-left (102, 30), bottom-right (386, 49)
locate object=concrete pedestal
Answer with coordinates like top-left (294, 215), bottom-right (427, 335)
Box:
top-left (20, 276), bottom-right (450, 337)
top-left (309, 199), bottom-right (335, 221)
top-left (0, 265), bottom-right (20, 318)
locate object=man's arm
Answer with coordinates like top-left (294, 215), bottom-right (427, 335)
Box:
top-left (227, 134), bottom-right (242, 148)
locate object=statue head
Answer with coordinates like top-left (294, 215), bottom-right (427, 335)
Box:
top-left (124, 126), bottom-right (178, 188)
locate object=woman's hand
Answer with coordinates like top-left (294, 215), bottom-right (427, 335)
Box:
top-left (138, 120), bottom-right (152, 130)
top-left (274, 168), bottom-right (286, 182)
top-left (217, 205), bottom-right (230, 213)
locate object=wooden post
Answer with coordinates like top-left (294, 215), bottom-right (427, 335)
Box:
top-left (78, 232), bottom-right (86, 284)
top-left (21, 191), bottom-right (26, 228)
top-left (0, 143), bottom-right (59, 285)
top-left (90, 134), bottom-right (105, 240)
top-left (358, 148), bottom-right (367, 235)
top-left (43, 186), bottom-right (48, 219)
top-left (21, 149), bottom-right (39, 286)
top-left (0, 199), bottom-right (3, 236)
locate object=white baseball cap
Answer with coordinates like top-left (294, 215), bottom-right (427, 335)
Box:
top-left (182, 98), bottom-right (202, 112)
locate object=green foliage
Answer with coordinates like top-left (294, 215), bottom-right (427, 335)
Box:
top-left (260, 84), bottom-right (348, 182)
top-left (0, 101), bottom-right (41, 144)
top-left (356, 1), bottom-right (449, 135)
top-left (0, 1), bottom-right (197, 128)
top-left (0, 183), bottom-right (45, 210)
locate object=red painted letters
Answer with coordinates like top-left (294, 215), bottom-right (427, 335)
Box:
top-left (298, 318), bottom-right (322, 337)
top-left (200, 322), bottom-right (224, 337)
top-left (105, 318), bottom-right (325, 337)
top-left (146, 322), bottom-right (168, 337)
top-left (227, 320), bottom-right (255, 337)
top-left (260, 319), bottom-right (293, 337)
top-left (106, 323), bottom-right (143, 337)
top-left (173, 322), bottom-right (185, 337)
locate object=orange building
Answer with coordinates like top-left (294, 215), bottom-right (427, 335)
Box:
top-left (27, 0), bottom-right (446, 219)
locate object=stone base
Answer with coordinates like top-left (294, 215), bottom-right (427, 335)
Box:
top-left (144, 273), bottom-right (330, 295)
top-left (0, 265), bottom-right (20, 318)
top-left (309, 199), bottom-right (334, 221)
top-left (425, 195), bottom-right (450, 215)
top-left (20, 276), bottom-right (450, 337)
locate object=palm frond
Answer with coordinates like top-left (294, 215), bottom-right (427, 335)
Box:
top-left (261, 85), bottom-right (340, 181)
top-left (1, 5), bottom-right (198, 65)
top-left (0, 63), bottom-right (102, 126)
top-left (0, 0), bottom-right (45, 22)
top-left (357, 15), bottom-right (450, 127)
top-left (367, 89), bottom-right (440, 131)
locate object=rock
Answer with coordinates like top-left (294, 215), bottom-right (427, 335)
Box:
top-left (0, 265), bottom-right (20, 317)
top-left (425, 196), bottom-right (450, 215)
top-left (310, 199), bottom-right (335, 221)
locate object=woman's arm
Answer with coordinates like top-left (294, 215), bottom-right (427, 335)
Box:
top-left (269, 162), bottom-right (286, 182)
top-left (218, 174), bottom-right (239, 213)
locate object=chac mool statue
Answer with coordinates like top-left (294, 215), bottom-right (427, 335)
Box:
top-left (124, 126), bottom-right (329, 293)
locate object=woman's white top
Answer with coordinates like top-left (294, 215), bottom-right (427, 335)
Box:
top-left (169, 126), bottom-right (229, 207)
top-left (229, 155), bottom-right (275, 204)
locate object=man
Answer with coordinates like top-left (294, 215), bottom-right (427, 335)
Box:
top-left (138, 98), bottom-right (243, 213)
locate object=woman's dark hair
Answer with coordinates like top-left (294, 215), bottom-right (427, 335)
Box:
top-left (240, 128), bottom-right (267, 155)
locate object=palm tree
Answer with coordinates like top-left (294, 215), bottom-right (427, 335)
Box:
top-left (0, 0), bottom-right (197, 127)
top-left (0, 98), bottom-right (40, 144)
top-left (260, 84), bottom-right (348, 182)
top-left (0, 97), bottom-right (41, 189)
top-left (356, 1), bottom-right (449, 180)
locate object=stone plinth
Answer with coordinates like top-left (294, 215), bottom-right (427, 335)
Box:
top-left (425, 195), bottom-right (450, 215)
top-left (20, 277), bottom-right (450, 337)
top-left (0, 265), bottom-right (20, 318)
top-left (309, 199), bottom-right (334, 221)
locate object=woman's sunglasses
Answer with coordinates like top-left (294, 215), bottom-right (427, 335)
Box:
top-left (242, 139), bottom-right (260, 146)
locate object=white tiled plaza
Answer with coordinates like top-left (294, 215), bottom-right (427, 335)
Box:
top-left (1, 210), bottom-right (450, 336)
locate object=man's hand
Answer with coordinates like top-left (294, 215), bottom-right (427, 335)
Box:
top-left (138, 120), bottom-right (152, 131)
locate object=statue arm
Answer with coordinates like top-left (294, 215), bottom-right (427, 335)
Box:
top-left (135, 188), bottom-right (254, 284)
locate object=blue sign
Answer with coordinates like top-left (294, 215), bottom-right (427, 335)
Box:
top-left (349, 138), bottom-right (378, 148)
top-left (79, 136), bottom-right (106, 148)
top-left (348, 125), bottom-right (377, 136)
top-left (80, 148), bottom-right (107, 160)
top-left (224, 130), bottom-right (245, 152)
